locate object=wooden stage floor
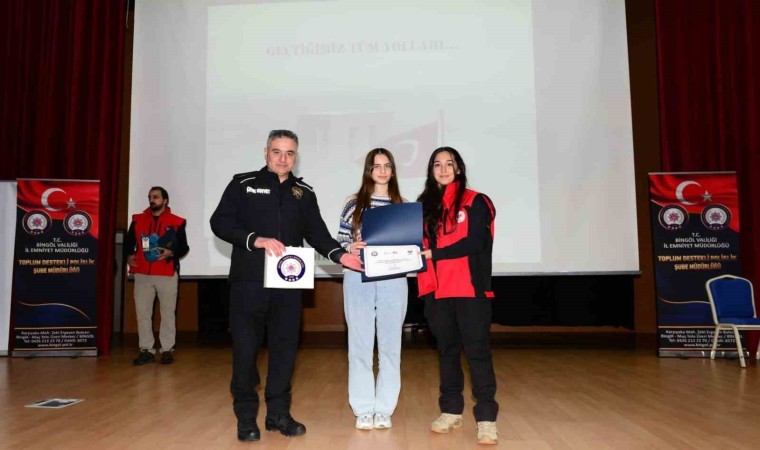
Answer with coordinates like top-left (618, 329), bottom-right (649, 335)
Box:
top-left (2, 342), bottom-right (760, 449)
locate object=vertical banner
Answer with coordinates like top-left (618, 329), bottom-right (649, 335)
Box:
top-left (0, 181), bottom-right (17, 355)
top-left (12, 179), bottom-right (100, 357)
top-left (649, 172), bottom-right (741, 357)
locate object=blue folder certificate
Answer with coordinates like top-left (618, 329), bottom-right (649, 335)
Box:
top-left (360, 202), bottom-right (424, 281)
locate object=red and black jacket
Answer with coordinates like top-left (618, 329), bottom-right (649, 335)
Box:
top-left (417, 182), bottom-right (496, 299)
top-left (126, 207), bottom-right (188, 276)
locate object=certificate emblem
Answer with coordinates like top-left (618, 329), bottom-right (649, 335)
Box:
top-left (277, 255), bottom-right (306, 282)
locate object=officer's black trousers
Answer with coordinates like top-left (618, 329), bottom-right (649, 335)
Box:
top-left (229, 281), bottom-right (302, 424)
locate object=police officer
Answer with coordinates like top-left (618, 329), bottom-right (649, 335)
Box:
top-left (210, 130), bottom-right (363, 442)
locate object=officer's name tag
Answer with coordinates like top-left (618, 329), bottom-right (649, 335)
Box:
top-left (264, 247), bottom-right (315, 289)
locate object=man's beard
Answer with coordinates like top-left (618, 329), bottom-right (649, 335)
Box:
top-left (150, 203), bottom-right (162, 212)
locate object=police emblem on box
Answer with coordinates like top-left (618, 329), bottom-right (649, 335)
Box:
top-left (264, 247), bottom-right (314, 289)
top-left (277, 255), bottom-right (306, 282)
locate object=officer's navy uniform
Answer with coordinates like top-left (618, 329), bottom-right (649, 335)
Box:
top-left (210, 166), bottom-right (347, 426)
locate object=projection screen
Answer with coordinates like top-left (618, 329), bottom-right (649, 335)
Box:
top-left (129, 0), bottom-right (639, 277)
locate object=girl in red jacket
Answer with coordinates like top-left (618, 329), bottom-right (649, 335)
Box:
top-left (418, 146), bottom-right (498, 445)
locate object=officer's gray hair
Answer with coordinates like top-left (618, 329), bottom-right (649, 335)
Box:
top-left (267, 130), bottom-right (299, 148)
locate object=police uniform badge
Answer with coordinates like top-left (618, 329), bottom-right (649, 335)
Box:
top-left (292, 186), bottom-right (303, 199)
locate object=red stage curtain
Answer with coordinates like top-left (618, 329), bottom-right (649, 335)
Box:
top-left (0, 0), bottom-right (126, 355)
top-left (656, 0), bottom-right (760, 351)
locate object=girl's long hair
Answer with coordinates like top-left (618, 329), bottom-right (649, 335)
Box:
top-left (351, 148), bottom-right (403, 235)
top-left (417, 146), bottom-right (467, 238)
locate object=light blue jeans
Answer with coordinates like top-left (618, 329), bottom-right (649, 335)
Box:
top-left (343, 270), bottom-right (408, 416)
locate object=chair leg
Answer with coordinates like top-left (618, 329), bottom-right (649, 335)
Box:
top-left (710, 327), bottom-right (720, 359)
top-left (731, 326), bottom-right (746, 368)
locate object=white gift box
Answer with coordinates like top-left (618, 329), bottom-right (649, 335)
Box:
top-left (263, 247), bottom-right (315, 289)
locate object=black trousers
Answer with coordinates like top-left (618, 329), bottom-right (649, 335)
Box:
top-left (229, 281), bottom-right (302, 424)
top-left (424, 295), bottom-right (499, 421)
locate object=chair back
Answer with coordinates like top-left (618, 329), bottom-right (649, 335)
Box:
top-left (706, 275), bottom-right (756, 321)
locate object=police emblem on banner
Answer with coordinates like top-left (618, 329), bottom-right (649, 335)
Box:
top-left (22, 210), bottom-right (52, 236)
top-left (277, 255), bottom-right (306, 282)
top-left (63, 211), bottom-right (92, 236)
top-left (658, 205), bottom-right (689, 230)
top-left (701, 204), bottom-right (731, 231)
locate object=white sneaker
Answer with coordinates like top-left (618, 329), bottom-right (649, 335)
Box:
top-left (374, 413), bottom-right (392, 429)
top-left (476, 421), bottom-right (498, 445)
top-left (431, 413), bottom-right (463, 433)
top-left (355, 414), bottom-right (374, 430)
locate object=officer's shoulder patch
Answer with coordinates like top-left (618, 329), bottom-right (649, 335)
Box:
top-left (234, 170), bottom-right (259, 182)
top-left (294, 179), bottom-right (314, 193)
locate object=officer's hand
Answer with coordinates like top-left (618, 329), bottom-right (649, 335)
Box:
top-left (420, 249), bottom-right (432, 260)
top-left (126, 255), bottom-right (137, 268)
top-left (254, 237), bottom-right (286, 257)
top-left (340, 253), bottom-right (364, 272)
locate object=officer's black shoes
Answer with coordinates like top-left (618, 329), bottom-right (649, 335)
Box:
top-left (132, 349), bottom-right (155, 366)
top-left (237, 422), bottom-right (261, 442)
top-left (265, 413), bottom-right (306, 437)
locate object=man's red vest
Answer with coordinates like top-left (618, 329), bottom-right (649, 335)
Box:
top-left (129, 207), bottom-right (185, 276)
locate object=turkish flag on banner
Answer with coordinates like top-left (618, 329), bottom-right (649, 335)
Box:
top-left (16, 179), bottom-right (100, 239)
top-left (649, 172), bottom-right (739, 234)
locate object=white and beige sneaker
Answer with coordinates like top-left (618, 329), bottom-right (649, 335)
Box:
top-left (374, 413), bottom-right (392, 429)
top-left (476, 421), bottom-right (498, 445)
top-left (355, 414), bottom-right (374, 430)
top-left (431, 413), bottom-right (463, 433)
